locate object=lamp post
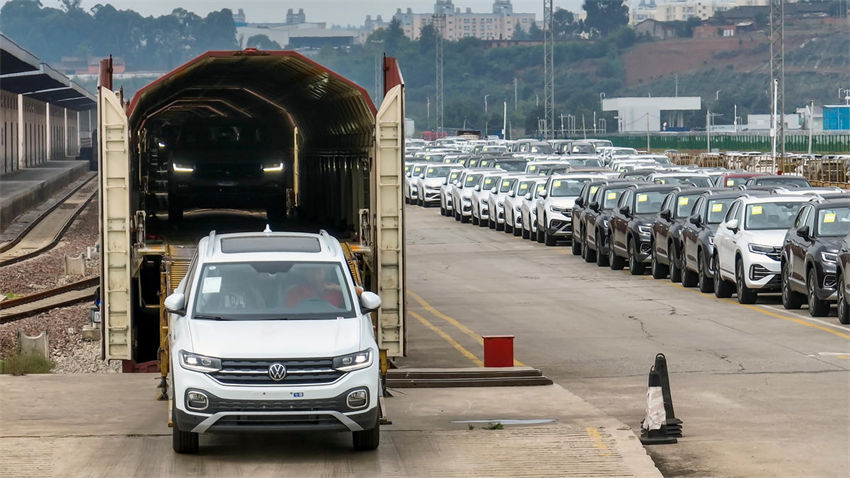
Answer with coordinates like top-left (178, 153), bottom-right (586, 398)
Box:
top-left (484, 94), bottom-right (490, 137)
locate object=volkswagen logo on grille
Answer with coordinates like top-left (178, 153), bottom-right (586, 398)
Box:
top-left (268, 363), bottom-right (287, 382)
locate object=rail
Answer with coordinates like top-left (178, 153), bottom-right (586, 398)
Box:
top-left (0, 277), bottom-right (98, 324)
top-left (666, 152), bottom-right (850, 187)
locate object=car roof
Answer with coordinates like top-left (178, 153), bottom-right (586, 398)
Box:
top-left (198, 230), bottom-right (342, 263)
top-left (736, 194), bottom-right (812, 204)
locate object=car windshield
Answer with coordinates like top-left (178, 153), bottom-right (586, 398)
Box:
top-left (570, 144), bottom-right (595, 154)
top-left (517, 181), bottom-right (534, 196)
top-left (587, 184), bottom-right (602, 202)
top-left (425, 166), bottom-right (451, 178)
top-left (706, 198), bottom-right (735, 223)
top-left (752, 176), bottom-right (811, 187)
top-left (675, 194), bottom-right (700, 218)
top-left (816, 207), bottom-right (850, 237)
top-left (423, 154), bottom-right (446, 163)
top-left (479, 159), bottom-right (495, 168)
top-left (496, 161), bottom-right (527, 172)
top-left (448, 171), bottom-right (461, 183)
top-left (723, 176), bottom-right (751, 187)
top-left (654, 176), bottom-right (712, 187)
top-left (602, 188), bottom-right (627, 209)
top-left (551, 178), bottom-right (590, 197)
top-left (744, 202), bottom-right (804, 230)
top-left (412, 166), bottom-right (424, 176)
top-left (482, 176), bottom-right (501, 190)
top-left (533, 183), bottom-right (546, 198)
top-left (500, 178), bottom-right (518, 193)
top-left (464, 174), bottom-right (483, 188)
top-left (530, 144), bottom-right (554, 154)
top-left (193, 262), bottom-right (354, 320)
top-left (634, 191), bottom-right (669, 214)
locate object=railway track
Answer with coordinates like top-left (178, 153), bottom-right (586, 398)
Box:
top-left (0, 175), bottom-right (97, 267)
top-left (0, 277), bottom-right (98, 324)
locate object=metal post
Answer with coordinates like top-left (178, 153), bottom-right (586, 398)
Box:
top-left (771, 79), bottom-right (778, 168)
top-left (543, 0), bottom-right (554, 139)
top-left (484, 94), bottom-right (489, 137)
top-left (706, 109), bottom-right (711, 153)
top-left (646, 114), bottom-right (650, 152)
top-left (45, 102), bottom-right (51, 163)
top-left (808, 100), bottom-right (814, 155)
top-left (503, 101), bottom-right (507, 140)
top-left (514, 78), bottom-right (518, 112)
top-left (17, 94), bottom-right (24, 170)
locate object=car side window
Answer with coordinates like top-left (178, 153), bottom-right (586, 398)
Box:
top-left (660, 194), bottom-right (673, 213)
top-left (804, 206), bottom-right (816, 231)
top-left (692, 197), bottom-right (705, 219)
top-left (793, 206), bottom-right (808, 230)
top-left (725, 201), bottom-right (740, 223)
top-left (619, 191), bottom-right (632, 209)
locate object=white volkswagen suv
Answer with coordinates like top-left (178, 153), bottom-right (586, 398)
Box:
top-left (167, 229), bottom-right (383, 453)
top-left (713, 195), bottom-right (809, 303)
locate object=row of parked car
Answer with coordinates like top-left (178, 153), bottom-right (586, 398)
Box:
top-left (405, 144), bottom-right (850, 326)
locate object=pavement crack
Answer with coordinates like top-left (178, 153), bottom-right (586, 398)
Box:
top-left (627, 314), bottom-right (653, 338)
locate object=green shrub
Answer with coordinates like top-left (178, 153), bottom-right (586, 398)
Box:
top-left (0, 353), bottom-right (54, 375)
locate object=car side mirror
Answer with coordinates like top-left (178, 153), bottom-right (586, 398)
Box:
top-left (689, 215), bottom-right (701, 225)
top-left (619, 206), bottom-right (631, 217)
top-left (491, 187), bottom-right (498, 194)
top-left (589, 201), bottom-right (599, 211)
top-left (442, 177), bottom-right (448, 185)
top-left (575, 197), bottom-right (584, 207)
top-left (524, 193), bottom-right (532, 201)
top-left (508, 190), bottom-right (516, 198)
top-left (726, 219), bottom-right (739, 232)
top-left (474, 184), bottom-right (481, 192)
top-left (164, 293), bottom-right (186, 314)
top-left (660, 209), bottom-right (672, 221)
top-left (539, 190), bottom-right (548, 198)
top-left (797, 225), bottom-right (811, 241)
top-left (405, 172), bottom-right (411, 177)
top-left (359, 291), bottom-right (382, 312)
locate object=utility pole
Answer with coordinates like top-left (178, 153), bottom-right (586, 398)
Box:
top-left (769, 0), bottom-right (785, 161)
top-left (646, 114), bottom-right (650, 152)
top-left (581, 115), bottom-right (586, 140)
top-left (706, 109), bottom-right (711, 153)
top-left (543, 0), bottom-right (554, 139)
top-left (484, 94), bottom-right (489, 137)
top-left (514, 78), bottom-right (518, 111)
top-left (807, 100), bottom-right (814, 155)
top-left (560, 114), bottom-right (565, 138)
top-left (503, 100), bottom-right (507, 140)
top-left (426, 96), bottom-right (431, 131)
top-left (433, 13), bottom-right (446, 134)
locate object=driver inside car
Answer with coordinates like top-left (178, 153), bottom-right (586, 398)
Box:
top-left (285, 266), bottom-right (345, 308)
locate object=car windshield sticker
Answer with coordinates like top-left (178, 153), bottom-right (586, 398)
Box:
top-left (678, 197), bottom-right (689, 206)
top-left (607, 192), bottom-right (617, 200)
top-left (591, 186), bottom-right (600, 194)
top-left (726, 179), bottom-right (735, 186)
top-left (824, 212), bottom-right (836, 223)
top-left (528, 165), bottom-right (538, 172)
top-left (451, 173), bottom-right (460, 180)
top-left (751, 205), bottom-right (763, 215)
top-left (503, 180), bottom-right (512, 187)
top-left (427, 168), bottom-right (435, 174)
top-left (712, 203), bottom-right (724, 212)
top-left (202, 277), bottom-right (222, 294)
top-left (637, 194), bottom-right (648, 203)
top-left (519, 183), bottom-right (530, 193)
top-left (465, 176), bottom-right (475, 185)
top-left (656, 179), bottom-right (666, 184)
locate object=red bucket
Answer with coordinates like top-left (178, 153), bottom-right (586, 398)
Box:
top-left (483, 335), bottom-right (514, 367)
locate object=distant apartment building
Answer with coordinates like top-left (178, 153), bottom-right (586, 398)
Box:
top-left (392, 0), bottom-right (536, 41)
top-left (236, 8), bottom-right (357, 49)
top-left (629, 0), bottom-right (769, 24)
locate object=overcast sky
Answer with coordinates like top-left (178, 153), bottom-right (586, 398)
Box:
top-left (25, 0), bottom-right (586, 27)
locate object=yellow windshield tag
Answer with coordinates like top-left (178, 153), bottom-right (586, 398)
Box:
top-left (726, 179), bottom-right (735, 186)
top-left (637, 194), bottom-right (648, 203)
top-left (503, 180), bottom-right (511, 187)
top-left (519, 184), bottom-right (529, 192)
top-left (824, 213), bottom-right (836, 223)
top-left (607, 192), bottom-right (617, 200)
top-left (537, 185), bottom-right (545, 193)
top-left (711, 203), bottom-right (724, 213)
top-left (657, 179), bottom-right (666, 184)
top-left (427, 168), bottom-right (434, 173)
top-left (678, 197), bottom-right (689, 206)
top-left (553, 180), bottom-right (562, 188)
top-left (591, 186), bottom-right (599, 194)
top-left (751, 206), bottom-right (763, 215)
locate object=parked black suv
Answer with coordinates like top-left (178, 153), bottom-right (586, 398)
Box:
top-left (650, 188), bottom-right (716, 282)
top-left (609, 184), bottom-right (681, 274)
top-left (583, 181), bottom-right (644, 267)
top-left (781, 199), bottom-right (850, 316)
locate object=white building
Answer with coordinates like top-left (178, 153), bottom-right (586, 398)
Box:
top-left (629, 0), bottom-right (769, 24)
top-left (602, 96), bottom-right (702, 133)
top-left (393, 1), bottom-right (536, 41)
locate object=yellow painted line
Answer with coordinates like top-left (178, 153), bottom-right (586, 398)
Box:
top-left (409, 310), bottom-right (483, 367)
top-left (586, 426), bottom-right (611, 455)
top-left (738, 303), bottom-right (850, 340)
top-left (408, 290), bottom-right (526, 367)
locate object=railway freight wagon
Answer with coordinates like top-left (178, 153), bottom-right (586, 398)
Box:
top-left (97, 50), bottom-right (406, 383)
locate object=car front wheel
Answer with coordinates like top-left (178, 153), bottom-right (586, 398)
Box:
top-left (736, 259), bottom-right (757, 304)
top-left (807, 270), bottom-right (829, 317)
top-left (352, 415), bottom-right (380, 451)
top-left (837, 274), bottom-right (850, 325)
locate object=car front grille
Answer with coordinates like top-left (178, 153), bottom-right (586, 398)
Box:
top-left (208, 358), bottom-right (343, 385)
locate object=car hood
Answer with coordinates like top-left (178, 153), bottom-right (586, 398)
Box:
top-left (187, 317), bottom-right (361, 359)
top-left (548, 197), bottom-right (577, 208)
top-left (424, 178), bottom-right (444, 187)
top-left (745, 229), bottom-right (787, 246)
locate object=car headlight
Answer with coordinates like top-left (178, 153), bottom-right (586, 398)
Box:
top-left (550, 206), bottom-right (570, 214)
top-left (333, 350), bottom-right (373, 372)
top-left (821, 251), bottom-right (838, 264)
top-left (262, 162), bottom-right (284, 172)
top-left (172, 162), bottom-right (194, 173)
top-left (602, 218), bottom-right (609, 228)
top-left (638, 225), bottom-right (652, 235)
top-left (748, 243), bottom-right (777, 254)
top-left (179, 350), bottom-right (222, 373)
top-left (708, 235), bottom-right (715, 245)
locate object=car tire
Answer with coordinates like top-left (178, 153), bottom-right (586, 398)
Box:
top-left (521, 222), bottom-right (530, 239)
top-left (595, 235), bottom-right (608, 266)
top-left (171, 398), bottom-right (199, 454)
top-left (472, 214), bottom-right (479, 226)
top-left (352, 415), bottom-right (380, 451)
top-left (461, 213), bottom-right (470, 224)
top-left (536, 225), bottom-right (545, 243)
top-left (736, 259), bottom-right (758, 304)
top-left (698, 251), bottom-right (714, 293)
top-left (837, 274), bottom-right (850, 325)
top-left (584, 235), bottom-right (596, 263)
top-left (669, 245), bottom-right (682, 283)
top-left (807, 270), bottom-right (829, 317)
top-left (781, 263), bottom-right (804, 309)
top-left (513, 221), bottom-right (522, 236)
top-left (610, 242), bottom-right (625, 270)
top-left (571, 229), bottom-right (582, 256)
top-left (544, 227), bottom-right (556, 246)
top-left (628, 239), bottom-right (645, 275)
top-left (651, 247), bottom-right (668, 279)
top-left (681, 264), bottom-right (698, 287)
top-left (440, 205), bottom-right (447, 216)
top-left (714, 254), bottom-right (734, 298)
top-left (495, 220), bottom-right (504, 231)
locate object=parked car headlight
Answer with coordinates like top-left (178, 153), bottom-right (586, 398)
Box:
top-left (550, 206), bottom-right (570, 214)
top-left (708, 235), bottom-right (715, 245)
top-left (821, 251), bottom-right (838, 264)
top-left (179, 350), bottom-right (222, 373)
top-left (333, 350), bottom-right (373, 372)
top-left (172, 162), bottom-right (194, 173)
top-left (262, 162), bottom-right (285, 172)
top-left (748, 243), bottom-right (777, 254)
top-left (602, 218), bottom-right (609, 228)
top-left (638, 225), bottom-right (652, 235)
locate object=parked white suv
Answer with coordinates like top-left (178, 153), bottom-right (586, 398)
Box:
top-left (167, 230), bottom-right (383, 453)
top-left (713, 195), bottom-right (810, 303)
top-left (535, 173), bottom-right (605, 245)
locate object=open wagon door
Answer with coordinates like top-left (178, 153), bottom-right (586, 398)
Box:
top-left (373, 60), bottom-right (405, 357)
top-left (98, 87), bottom-right (132, 360)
